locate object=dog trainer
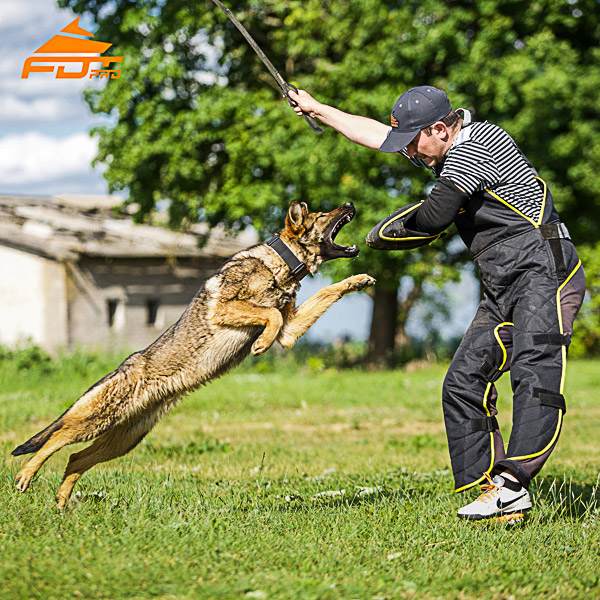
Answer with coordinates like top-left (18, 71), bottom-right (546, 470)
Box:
top-left (288, 85), bottom-right (585, 521)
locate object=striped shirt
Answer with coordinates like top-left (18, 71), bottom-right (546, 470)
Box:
top-left (402, 112), bottom-right (545, 223)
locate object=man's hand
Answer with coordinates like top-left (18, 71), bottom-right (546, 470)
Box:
top-left (287, 89), bottom-right (321, 118)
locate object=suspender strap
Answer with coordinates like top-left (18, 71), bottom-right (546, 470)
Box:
top-left (533, 388), bottom-right (567, 413)
top-left (540, 223), bottom-right (569, 279)
top-left (266, 235), bottom-right (309, 281)
top-left (471, 416), bottom-right (499, 433)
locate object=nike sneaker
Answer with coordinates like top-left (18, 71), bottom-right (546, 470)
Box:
top-left (457, 472), bottom-right (532, 521)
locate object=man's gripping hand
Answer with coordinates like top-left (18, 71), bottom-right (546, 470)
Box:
top-left (287, 89), bottom-right (320, 119)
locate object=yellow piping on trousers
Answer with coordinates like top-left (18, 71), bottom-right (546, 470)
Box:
top-left (507, 260), bottom-right (582, 462)
top-left (454, 321), bottom-right (514, 493)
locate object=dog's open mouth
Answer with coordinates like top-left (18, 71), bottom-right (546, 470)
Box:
top-left (324, 202), bottom-right (359, 259)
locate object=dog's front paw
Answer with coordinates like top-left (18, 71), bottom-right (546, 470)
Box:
top-left (342, 274), bottom-right (376, 293)
top-left (251, 336), bottom-right (270, 356)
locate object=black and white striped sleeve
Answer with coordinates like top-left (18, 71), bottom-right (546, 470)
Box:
top-left (440, 140), bottom-right (500, 194)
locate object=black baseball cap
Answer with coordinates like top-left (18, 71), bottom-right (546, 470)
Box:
top-left (379, 85), bottom-right (452, 153)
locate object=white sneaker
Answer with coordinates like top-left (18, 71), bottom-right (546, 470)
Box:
top-left (457, 473), bottom-right (532, 521)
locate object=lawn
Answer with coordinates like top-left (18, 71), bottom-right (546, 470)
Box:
top-left (1, 352), bottom-right (599, 600)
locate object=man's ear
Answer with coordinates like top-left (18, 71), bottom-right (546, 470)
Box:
top-left (286, 201), bottom-right (306, 235)
top-left (433, 121), bottom-right (450, 141)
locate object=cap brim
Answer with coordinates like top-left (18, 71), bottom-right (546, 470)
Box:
top-left (379, 128), bottom-right (418, 153)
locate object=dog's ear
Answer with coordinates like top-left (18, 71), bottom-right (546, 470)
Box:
top-left (286, 201), bottom-right (306, 235)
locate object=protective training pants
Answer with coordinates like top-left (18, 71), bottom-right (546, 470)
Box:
top-left (442, 229), bottom-right (585, 491)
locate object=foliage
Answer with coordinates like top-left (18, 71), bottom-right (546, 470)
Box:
top-left (57, 0), bottom-right (600, 354)
top-left (0, 334), bottom-right (461, 387)
top-left (3, 360), bottom-right (600, 599)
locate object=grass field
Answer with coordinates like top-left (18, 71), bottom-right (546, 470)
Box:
top-left (1, 351), bottom-right (600, 599)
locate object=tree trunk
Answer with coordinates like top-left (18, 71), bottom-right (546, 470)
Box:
top-left (367, 286), bottom-right (398, 368)
top-left (395, 282), bottom-right (423, 353)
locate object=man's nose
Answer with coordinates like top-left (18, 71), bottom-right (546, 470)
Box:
top-left (405, 144), bottom-right (416, 157)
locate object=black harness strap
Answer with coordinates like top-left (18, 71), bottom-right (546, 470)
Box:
top-left (471, 416), bottom-right (499, 433)
top-left (533, 388), bottom-right (567, 413)
top-left (266, 235), bottom-right (309, 281)
top-left (540, 223), bottom-right (570, 279)
top-left (533, 333), bottom-right (571, 346)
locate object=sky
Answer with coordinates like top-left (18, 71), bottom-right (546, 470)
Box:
top-left (0, 0), bottom-right (112, 195)
top-left (0, 0), bottom-right (476, 344)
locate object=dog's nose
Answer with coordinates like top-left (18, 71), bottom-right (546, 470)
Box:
top-left (344, 202), bottom-right (354, 209)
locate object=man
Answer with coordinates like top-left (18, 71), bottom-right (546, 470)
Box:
top-left (289, 85), bottom-right (585, 521)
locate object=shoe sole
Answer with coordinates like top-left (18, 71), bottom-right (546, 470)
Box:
top-left (496, 512), bottom-right (526, 523)
top-left (458, 507), bottom-right (531, 522)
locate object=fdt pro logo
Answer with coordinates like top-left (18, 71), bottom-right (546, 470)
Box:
top-left (22, 17), bottom-right (124, 80)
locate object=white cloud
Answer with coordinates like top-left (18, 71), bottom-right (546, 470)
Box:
top-left (0, 95), bottom-right (73, 121)
top-left (0, 131), bottom-right (99, 184)
top-left (0, 0), bottom-right (74, 35)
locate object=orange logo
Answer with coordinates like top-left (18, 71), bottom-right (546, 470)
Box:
top-left (390, 114), bottom-right (399, 128)
top-left (22, 18), bottom-right (124, 80)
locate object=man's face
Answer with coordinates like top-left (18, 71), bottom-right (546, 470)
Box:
top-left (404, 125), bottom-right (448, 166)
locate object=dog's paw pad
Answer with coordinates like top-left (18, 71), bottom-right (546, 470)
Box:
top-left (360, 275), bottom-right (376, 287)
top-left (346, 275), bottom-right (376, 290)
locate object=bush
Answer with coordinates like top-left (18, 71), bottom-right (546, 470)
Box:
top-left (0, 341), bottom-right (127, 378)
top-left (0, 342), bottom-right (54, 374)
top-left (0, 336), bottom-right (460, 380)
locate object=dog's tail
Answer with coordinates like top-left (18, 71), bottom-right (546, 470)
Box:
top-left (11, 409), bottom-right (70, 456)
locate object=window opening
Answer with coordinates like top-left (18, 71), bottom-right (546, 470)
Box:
top-left (147, 299), bottom-right (159, 326)
top-left (107, 299), bottom-right (119, 327)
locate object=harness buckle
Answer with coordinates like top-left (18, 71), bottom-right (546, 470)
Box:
top-left (540, 223), bottom-right (570, 240)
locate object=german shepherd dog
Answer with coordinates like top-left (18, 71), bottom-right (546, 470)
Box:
top-left (12, 201), bottom-right (375, 508)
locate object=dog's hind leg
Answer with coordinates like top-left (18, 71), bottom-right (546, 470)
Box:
top-left (55, 411), bottom-right (159, 509)
top-left (14, 371), bottom-right (135, 494)
top-left (14, 401), bottom-right (107, 493)
top-left (213, 300), bottom-right (283, 355)
top-left (277, 274), bottom-right (376, 348)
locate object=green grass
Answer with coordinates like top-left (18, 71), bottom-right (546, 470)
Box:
top-left (1, 355), bottom-right (600, 600)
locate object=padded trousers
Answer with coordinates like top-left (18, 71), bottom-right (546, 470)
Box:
top-left (443, 229), bottom-right (585, 491)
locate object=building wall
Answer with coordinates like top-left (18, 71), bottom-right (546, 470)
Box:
top-left (67, 255), bottom-right (223, 351)
top-left (0, 245), bottom-right (68, 350)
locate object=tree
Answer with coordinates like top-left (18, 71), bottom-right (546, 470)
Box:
top-left (60, 0), bottom-right (600, 362)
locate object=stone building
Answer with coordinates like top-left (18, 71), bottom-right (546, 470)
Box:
top-left (0, 194), bottom-right (256, 352)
